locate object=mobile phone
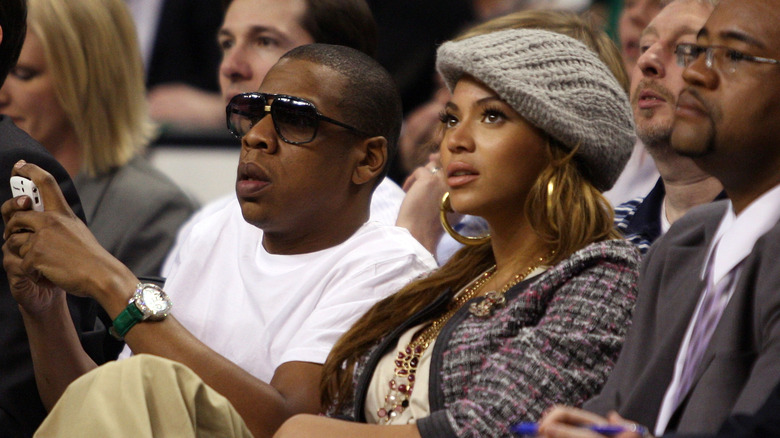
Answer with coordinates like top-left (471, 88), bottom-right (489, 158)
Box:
top-left (10, 176), bottom-right (44, 211)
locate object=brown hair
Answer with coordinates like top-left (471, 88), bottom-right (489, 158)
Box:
top-left (221, 0), bottom-right (377, 57)
top-left (320, 9), bottom-right (622, 410)
top-left (321, 139), bottom-right (618, 410)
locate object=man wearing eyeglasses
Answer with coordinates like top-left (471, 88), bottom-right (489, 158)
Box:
top-left (2, 44), bottom-right (435, 437)
top-left (533, 0), bottom-right (780, 436)
top-left (613, 0), bottom-right (723, 255)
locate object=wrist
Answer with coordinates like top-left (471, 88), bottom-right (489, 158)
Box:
top-left (109, 283), bottom-right (172, 340)
top-left (17, 288), bottom-right (68, 321)
top-left (87, 268), bottom-right (140, 318)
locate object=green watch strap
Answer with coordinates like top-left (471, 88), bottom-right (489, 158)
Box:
top-left (110, 301), bottom-right (144, 340)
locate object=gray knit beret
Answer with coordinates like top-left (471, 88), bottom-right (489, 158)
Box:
top-left (436, 28), bottom-right (635, 192)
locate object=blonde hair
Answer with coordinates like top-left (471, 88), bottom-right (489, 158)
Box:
top-left (28, 0), bottom-right (155, 176)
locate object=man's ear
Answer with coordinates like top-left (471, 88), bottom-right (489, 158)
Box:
top-left (352, 136), bottom-right (388, 186)
top-left (0, 25), bottom-right (4, 47)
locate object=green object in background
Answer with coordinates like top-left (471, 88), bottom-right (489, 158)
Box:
top-left (606, 0), bottom-right (623, 44)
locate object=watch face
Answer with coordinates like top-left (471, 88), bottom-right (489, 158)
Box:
top-left (137, 285), bottom-right (172, 320)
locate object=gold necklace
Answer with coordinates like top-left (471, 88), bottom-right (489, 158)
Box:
top-left (376, 266), bottom-right (496, 422)
top-left (469, 251), bottom-right (554, 317)
top-left (376, 251), bottom-right (553, 423)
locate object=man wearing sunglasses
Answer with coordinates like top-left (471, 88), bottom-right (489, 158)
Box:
top-left (2, 44), bottom-right (435, 437)
top-left (533, 0), bottom-right (780, 436)
top-left (115, 0), bottom-right (422, 370)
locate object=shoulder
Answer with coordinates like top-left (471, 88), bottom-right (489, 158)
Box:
top-left (104, 155), bottom-right (198, 210)
top-left (556, 239), bottom-right (641, 274)
top-left (335, 221), bottom-right (436, 269)
top-left (669, 200), bottom-right (728, 233)
top-left (518, 239), bottom-right (639, 303)
top-left (0, 117), bottom-right (84, 220)
top-left (645, 200), bottom-right (728, 258)
top-left (0, 117), bottom-right (64, 172)
top-left (370, 177), bottom-right (405, 225)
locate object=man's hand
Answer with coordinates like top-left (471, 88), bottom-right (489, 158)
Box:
top-left (2, 160), bottom-right (133, 300)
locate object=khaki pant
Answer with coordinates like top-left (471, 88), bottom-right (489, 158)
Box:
top-left (35, 355), bottom-right (253, 437)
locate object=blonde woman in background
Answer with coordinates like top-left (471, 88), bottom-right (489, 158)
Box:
top-left (0, 0), bottom-right (197, 279)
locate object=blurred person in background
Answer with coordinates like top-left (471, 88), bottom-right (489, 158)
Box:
top-left (0, 0), bottom-right (198, 280)
top-left (130, 0), bottom-right (225, 131)
top-left (603, 0), bottom-right (665, 205)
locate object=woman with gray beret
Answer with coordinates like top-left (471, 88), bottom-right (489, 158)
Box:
top-left (276, 26), bottom-right (641, 437)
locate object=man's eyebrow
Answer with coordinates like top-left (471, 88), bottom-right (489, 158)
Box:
top-left (719, 30), bottom-right (768, 50)
top-left (218, 25), bottom-right (278, 38)
top-left (697, 26), bottom-right (768, 50)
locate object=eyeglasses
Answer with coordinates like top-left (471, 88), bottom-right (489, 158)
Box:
top-left (675, 43), bottom-right (780, 75)
top-left (226, 92), bottom-right (370, 144)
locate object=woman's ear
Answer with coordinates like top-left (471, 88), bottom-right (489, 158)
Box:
top-left (352, 136), bottom-right (388, 186)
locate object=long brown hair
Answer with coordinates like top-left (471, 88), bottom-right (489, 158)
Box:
top-left (320, 137), bottom-right (618, 410)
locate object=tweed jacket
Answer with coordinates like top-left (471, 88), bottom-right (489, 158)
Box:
top-left (333, 239), bottom-right (640, 438)
top-left (585, 200), bottom-right (780, 435)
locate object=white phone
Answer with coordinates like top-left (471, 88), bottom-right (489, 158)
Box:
top-left (10, 176), bottom-right (44, 211)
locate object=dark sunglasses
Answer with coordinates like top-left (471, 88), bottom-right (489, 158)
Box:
top-left (226, 92), bottom-right (370, 144)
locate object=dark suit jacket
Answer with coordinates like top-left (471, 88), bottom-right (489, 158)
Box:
top-left (585, 200), bottom-right (780, 435)
top-left (0, 116), bottom-right (97, 437)
top-left (668, 380), bottom-right (780, 437)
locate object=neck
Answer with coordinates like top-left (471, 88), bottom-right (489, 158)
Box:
top-left (261, 198), bottom-right (370, 255)
top-left (691, 148), bottom-right (780, 216)
top-left (662, 175), bottom-right (723, 224)
top-left (652, 147), bottom-right (723, 224)
top-left (483, 216), bottom-right (551, 291)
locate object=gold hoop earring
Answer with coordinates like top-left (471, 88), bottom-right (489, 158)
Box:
top-left (546, 180), bottom-right (556, 217)
top-left (439, 192), bottom-right (491, 246)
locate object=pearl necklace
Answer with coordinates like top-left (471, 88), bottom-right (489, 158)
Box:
top-left (376, 252), bottom-right (552, 423)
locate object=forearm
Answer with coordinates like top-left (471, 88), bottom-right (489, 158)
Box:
top-left (125, 318), bottom-right (318, 437)
top-left (275, 414), bottom-right (422, 438)
top-left (92, 271), bottom-right (319, 438)
top-left (20, 293), bottom-right (97, 410)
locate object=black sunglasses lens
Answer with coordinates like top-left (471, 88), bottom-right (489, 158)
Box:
top-left (227, 94), bottom-right (267, 137)
top-left (272, 97), bottom-right (318, 143)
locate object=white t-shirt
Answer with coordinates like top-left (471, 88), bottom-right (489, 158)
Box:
top-left (161, 177), bottom-right (405, 276)
top-left (121, 196), bottom-right (435, 382)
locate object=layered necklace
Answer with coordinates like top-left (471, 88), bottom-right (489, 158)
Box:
top-left (376, 252), bottom-right (553, 423)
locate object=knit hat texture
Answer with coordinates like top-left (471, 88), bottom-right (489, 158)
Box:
top-left (436, 28), bottom-right (635, 192)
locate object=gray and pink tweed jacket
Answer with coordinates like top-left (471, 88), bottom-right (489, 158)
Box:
top-left (333, 238), bottom-right (640, 438)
